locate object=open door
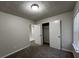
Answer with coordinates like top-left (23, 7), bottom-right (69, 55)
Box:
top-left (31, 24), bottom-right (41, 45)
top-left (49, 20), bottom-right (61, 49)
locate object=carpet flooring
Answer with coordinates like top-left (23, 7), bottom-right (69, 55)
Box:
top-left (6, 45), bottom-right (74, 58)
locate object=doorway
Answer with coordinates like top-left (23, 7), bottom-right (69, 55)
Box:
top-left (42, 23), bottom-right (49, 46)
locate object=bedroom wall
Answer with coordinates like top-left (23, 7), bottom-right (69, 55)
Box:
top-left (72, 1), bottom-right (79, 58)
top-left (36, 11), bottom-right (73, 51)
top-left (0, 12), bottom-right (34, 57)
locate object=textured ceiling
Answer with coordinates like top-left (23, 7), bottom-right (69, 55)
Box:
top-left (0, 1), bottom-right (76, 21)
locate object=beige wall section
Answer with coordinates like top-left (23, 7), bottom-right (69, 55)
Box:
top-left (36, 11), bottom-right (73, 51)
top-left (0, 12), bottom-right (34, 57)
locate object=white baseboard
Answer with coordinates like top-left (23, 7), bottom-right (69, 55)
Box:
top-left (1, 44), bottom-right (30, 58)
top-left (62, 48), bottom-right (73, 53)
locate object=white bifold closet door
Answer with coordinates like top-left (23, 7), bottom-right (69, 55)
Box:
top-left (49, 20), bottom-right (61, 49)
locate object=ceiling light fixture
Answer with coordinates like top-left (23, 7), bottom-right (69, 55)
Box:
top-left (31, 4), bottom-right (39, 11)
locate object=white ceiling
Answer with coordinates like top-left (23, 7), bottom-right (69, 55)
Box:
top-left (0, 1), bottom-right (76, 21)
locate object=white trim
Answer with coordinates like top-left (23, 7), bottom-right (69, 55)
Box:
top-left (72, 42), bottom-right (79, 53)
top-left (1, 44), bottom-right (30, 58)
top-left (62, 48), bottom-right (73, 53)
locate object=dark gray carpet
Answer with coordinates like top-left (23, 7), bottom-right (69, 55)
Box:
top-left (6, 45), bottom-right (74, 58)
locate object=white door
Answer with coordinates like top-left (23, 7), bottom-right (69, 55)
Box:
top-left (49, 20), bottom-right (61, 49)
top-left (32, 24), bottom-right (41, 45)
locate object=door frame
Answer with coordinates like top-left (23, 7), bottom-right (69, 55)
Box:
top-left (41, 20), bottom-right (62, 50)
top-left (60, 20), bottom-right (62, 50)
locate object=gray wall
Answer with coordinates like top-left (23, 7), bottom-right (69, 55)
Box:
top-left (36, 11), bottom-right (73, 51)
top-left (0, 12), bottom-right (33, 57)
